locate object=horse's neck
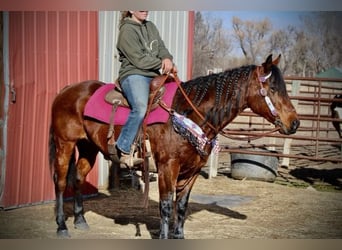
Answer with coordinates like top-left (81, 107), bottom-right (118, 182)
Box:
top-left (178, 67), bottom-right (251, 134)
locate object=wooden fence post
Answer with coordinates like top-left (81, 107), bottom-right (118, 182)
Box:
top-left (208, 139), bottom-right (219, 178)
top-left (281, 80), bottom-right (300, 166)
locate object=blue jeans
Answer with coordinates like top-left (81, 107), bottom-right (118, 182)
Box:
top-left (116, 75), bottom-right (152, 154)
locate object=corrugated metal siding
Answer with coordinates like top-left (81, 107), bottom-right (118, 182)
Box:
top-left (0, 12), bottom-right (7, 206)
top-left (1, 11), bottom-right (99, 208)
top-left (98, 11), bottom-right (190, 83)
top-left (97, 11), bottom-right (121, 187)
top-left (99, 11), bottom-right (120, 83)
top-left (148, 11), bottom-right (190, 81)
top-left (97, 11), bottom-right (191, 187)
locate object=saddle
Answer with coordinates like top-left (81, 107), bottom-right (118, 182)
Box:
top-left (104, 74), bottom-right (175, 171)
top-left (104, 74), bottom-right (174, 110)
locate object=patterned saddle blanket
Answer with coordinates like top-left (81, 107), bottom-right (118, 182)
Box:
top-left (84, 82), bottom-right (178, 125)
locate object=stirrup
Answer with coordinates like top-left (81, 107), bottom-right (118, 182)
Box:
top-left (120, 153), bottom-right (143, 167)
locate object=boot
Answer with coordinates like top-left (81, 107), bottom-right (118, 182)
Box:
top-left (119, 153), bottom-right (143, 167)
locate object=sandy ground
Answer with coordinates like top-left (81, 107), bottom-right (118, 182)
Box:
top-left (0, 165), bottom-right (341, 239)
top-left (1, 142), bottom-right (341, 239)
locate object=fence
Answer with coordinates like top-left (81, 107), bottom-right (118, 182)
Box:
top-left (208, 76), bottom-right (342, 178)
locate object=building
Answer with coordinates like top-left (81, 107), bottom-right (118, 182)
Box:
top-left (0, 11), bottom-right (194, 208)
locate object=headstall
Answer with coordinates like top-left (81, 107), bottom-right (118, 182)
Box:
top-left (258, 69), bottom-right (278, 117)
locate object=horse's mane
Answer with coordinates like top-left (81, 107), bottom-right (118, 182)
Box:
top-left (176, 65), bottom-right (255, 127)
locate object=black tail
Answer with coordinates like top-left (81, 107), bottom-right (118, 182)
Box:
top-left (49, 125), bottom-right (76, 186)
top-left (67, 150), bottom-right (77, 187)
top-left (49, 125), bottom-right (56, 176)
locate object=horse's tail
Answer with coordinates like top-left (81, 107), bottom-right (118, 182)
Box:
top-left (48, 125), bottom-right (56, 177)
top-left (66, 150), bottom-right (76, 187)
top-left (49, 125), bottom-right (76, 186)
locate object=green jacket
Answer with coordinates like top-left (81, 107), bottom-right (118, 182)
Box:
top-left (117, 18), bottom-right (173, 81)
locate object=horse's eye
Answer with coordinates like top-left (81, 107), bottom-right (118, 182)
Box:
top-left (269, 86), bottom-right (276, 93)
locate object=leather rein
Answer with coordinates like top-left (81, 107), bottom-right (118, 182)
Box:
top-left (159, 68), bottom-right (280, 142)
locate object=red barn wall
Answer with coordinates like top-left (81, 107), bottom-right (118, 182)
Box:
top-left (1, 11), bottom-right (99, 208)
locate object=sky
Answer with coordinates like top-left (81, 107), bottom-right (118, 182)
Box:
top-left (202, 11), bottom-right (308, 30)
top-left (200, 11), bottom-right (314, 59)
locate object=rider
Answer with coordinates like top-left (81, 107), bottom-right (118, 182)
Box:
top-left (116, 11), bottom-right (176, 167)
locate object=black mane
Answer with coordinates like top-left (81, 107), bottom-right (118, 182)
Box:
top-left (269, 65), bottom-right (287, 96)
top-left (176, 65), bottom-right (255, 127)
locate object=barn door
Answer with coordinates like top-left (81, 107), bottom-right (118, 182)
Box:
top-left (1, 11), bottom-right (99, 208)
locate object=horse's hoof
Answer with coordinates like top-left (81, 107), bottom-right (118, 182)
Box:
top-left (173, 234), bottom-right (184, 239)
top-left (57, 229), bottom-right (71, 238)
top-left (74, 222), bottom-right (89, 230)
top-left (74, 214), bottom-right (89, 230)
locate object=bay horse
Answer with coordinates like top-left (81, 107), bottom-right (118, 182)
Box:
top-left (49, 54), bottom-right (299, 238)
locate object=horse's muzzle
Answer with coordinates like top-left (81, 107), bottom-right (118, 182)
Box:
top-left (276, 118), bottom-right (300, 135)
top-left (290, 119), bottom-right (300, 134)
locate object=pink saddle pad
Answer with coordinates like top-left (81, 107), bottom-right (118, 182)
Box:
top-left (84, 82), bottom-right (178, 125)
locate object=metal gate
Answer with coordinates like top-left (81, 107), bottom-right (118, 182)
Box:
top-left (208, 76), bottom-right (342, 178)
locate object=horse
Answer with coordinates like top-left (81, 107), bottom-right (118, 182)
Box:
top-left (331, 94), bottom-right (342, 138)
top-left (49, 54), bottom-right (300, 239)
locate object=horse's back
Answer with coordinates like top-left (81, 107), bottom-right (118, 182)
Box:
top-left (54, 80), bottom-right (104, 103)
top-left (51, 80), bottom-right (104, 139)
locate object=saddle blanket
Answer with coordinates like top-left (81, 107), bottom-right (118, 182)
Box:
top-left (84, 82), bottom-right (178, 125)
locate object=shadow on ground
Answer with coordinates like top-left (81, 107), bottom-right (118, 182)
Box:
top-left (289, 167), bottom-right (342, 190)
top-left (62, 180), bottom-right (247, 239)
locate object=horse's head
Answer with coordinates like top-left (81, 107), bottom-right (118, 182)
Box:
top-left (247, 54), bottom-right (300, 135)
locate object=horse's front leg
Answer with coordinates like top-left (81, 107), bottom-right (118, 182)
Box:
top-left (173, 173), bottom-right (200, 239)
top-left (158, 161), bottom-right (179, 239)
top-left (159, 192), bottom-right (174, 239)
top-left (173, 190), bottom-right (190, 239)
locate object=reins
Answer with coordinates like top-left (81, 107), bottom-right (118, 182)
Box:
top-left (172, 72), bottom-right (219, 134)
top-left (141, 73), bottom-right (171, 208)
top-left (170, 69), bottom-right (281, 142)
top-left (140, 67), bottom-right (282, 207)
top-left (220, 127), bottom-right (280, 141)
top-left (142, 67), bottom-right (283, 187)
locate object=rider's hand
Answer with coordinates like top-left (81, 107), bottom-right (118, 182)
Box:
top-left (161, 58), bottom-right (174, 74)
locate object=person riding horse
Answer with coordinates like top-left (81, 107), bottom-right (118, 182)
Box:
top-left (115, 11), bottom-right (176, 167)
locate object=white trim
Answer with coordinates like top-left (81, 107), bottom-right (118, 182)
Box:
top-left (0, 12), bottom-right (10, 203)
top-left (259, 71), bottom-right (272, 82)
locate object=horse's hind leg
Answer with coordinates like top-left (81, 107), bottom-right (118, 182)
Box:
top-left (53, 139), bottom-right (76, 238)
top-left (73, 139), bottom-right (99, 230)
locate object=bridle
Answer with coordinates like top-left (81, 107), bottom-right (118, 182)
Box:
top-left (223, 67), bottom-right (281, 141)
top-left (256, 67), bottom-right (278, 117)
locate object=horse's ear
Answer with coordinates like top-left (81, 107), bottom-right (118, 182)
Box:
top-left (262, 54), bottom-right (273, 73)
top-left (273, 54), bottom-right (281, 66)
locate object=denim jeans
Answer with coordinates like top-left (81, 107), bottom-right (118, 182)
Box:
top-left (116, 75), bottom-right (152, 154)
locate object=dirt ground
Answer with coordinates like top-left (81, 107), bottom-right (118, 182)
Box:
top-left (0, 145), bottom-right (341, 239)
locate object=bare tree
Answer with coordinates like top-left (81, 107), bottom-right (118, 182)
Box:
top-left (232, 16), bottom-right (272, 64)
top-left (268, 25), bottom-right (297, 75)
top-left (193, 12), bottom-right (232, 77)
top-left (289, 30), bottom-right (312, 76)
top-left (300, 12), bottom-right (342, 75)
top-left (267, 12), bottom-right (342, 76)
top-left (193, 11), bottom-right (342, 77)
